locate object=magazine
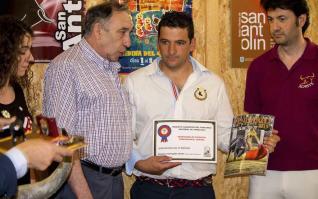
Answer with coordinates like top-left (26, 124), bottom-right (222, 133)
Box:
top-left (224, 114), bottom-right (274, 177)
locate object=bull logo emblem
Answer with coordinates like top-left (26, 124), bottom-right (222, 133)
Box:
top-left (299, 73), bottom-right (315, 88)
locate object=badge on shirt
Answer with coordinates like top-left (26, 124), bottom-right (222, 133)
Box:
top-left (194, 87), bottom-right (207, 101)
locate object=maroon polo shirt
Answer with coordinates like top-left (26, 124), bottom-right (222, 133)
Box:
top-left (244, 38), bottom-right (318, 171)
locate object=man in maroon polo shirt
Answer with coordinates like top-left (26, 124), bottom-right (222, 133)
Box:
top-left (244, 0), bottom-right (318, 198)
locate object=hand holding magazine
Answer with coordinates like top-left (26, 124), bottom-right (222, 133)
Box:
top-left (224, 114), bottom-right (274, 177)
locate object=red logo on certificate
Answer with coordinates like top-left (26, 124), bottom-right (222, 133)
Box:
top-left (158, 125), bottom-right (171, 142)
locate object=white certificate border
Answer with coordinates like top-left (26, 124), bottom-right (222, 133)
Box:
top-left (153, 120), bottom-right (217, 163)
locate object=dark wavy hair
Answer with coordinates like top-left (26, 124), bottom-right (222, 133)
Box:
top-left (0, 15), bottom-right (33, 89)
top-left (158, 11), bottom-right (194, 41)
top-left (261, 0), bottom-right (310, 34)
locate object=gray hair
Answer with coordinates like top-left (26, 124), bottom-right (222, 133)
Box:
top-left (83, 1), bottom-right (129, 36)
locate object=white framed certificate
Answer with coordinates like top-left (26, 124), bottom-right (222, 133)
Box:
top-left (153, 120), bottom-right (217, 163)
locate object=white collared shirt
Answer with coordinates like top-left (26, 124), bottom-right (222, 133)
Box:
top-left (124, 56), bottom-right (233, 180)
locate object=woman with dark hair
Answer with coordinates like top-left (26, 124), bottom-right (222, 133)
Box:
top-left (0, 15), bottom-right (34, 185)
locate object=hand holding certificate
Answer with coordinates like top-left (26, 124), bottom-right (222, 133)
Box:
top-left (135, 156), bottom-right (181, 175)
top-left (154, 120), bottom-right (217, 163)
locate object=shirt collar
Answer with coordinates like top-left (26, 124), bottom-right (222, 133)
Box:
top-left (145, 56), bottom-right (209, 76)
top-left (79, 38), bottom-right (121, 73)
top-left (270, 37), bottom-right (317, 61)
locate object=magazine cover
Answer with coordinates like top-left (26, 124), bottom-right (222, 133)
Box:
top-left (224, 114), bottom-right (274, 177)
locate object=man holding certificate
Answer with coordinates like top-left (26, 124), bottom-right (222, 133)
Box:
top-left (124, 11), bottom-right (234, 199)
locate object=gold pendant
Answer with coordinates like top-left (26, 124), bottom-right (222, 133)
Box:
top-left (1, 110), bottom-right (11, 118)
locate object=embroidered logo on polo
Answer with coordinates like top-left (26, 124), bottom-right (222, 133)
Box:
top-left (194, 87), bottom-right (207, 101)
top-left (298, 73), bottom-right (315, 88)
top-left (158, 125), bottom-right (171, 142)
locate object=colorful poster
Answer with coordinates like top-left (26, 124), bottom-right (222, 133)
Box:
top-left (119, 0), bottom-right (192, 73)
top-left (0, 0), bottom-right (192, 70)
top-left (231, 0), bottom-right (273, 68)
top-left (0, 0), bottom-right (85, 62)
